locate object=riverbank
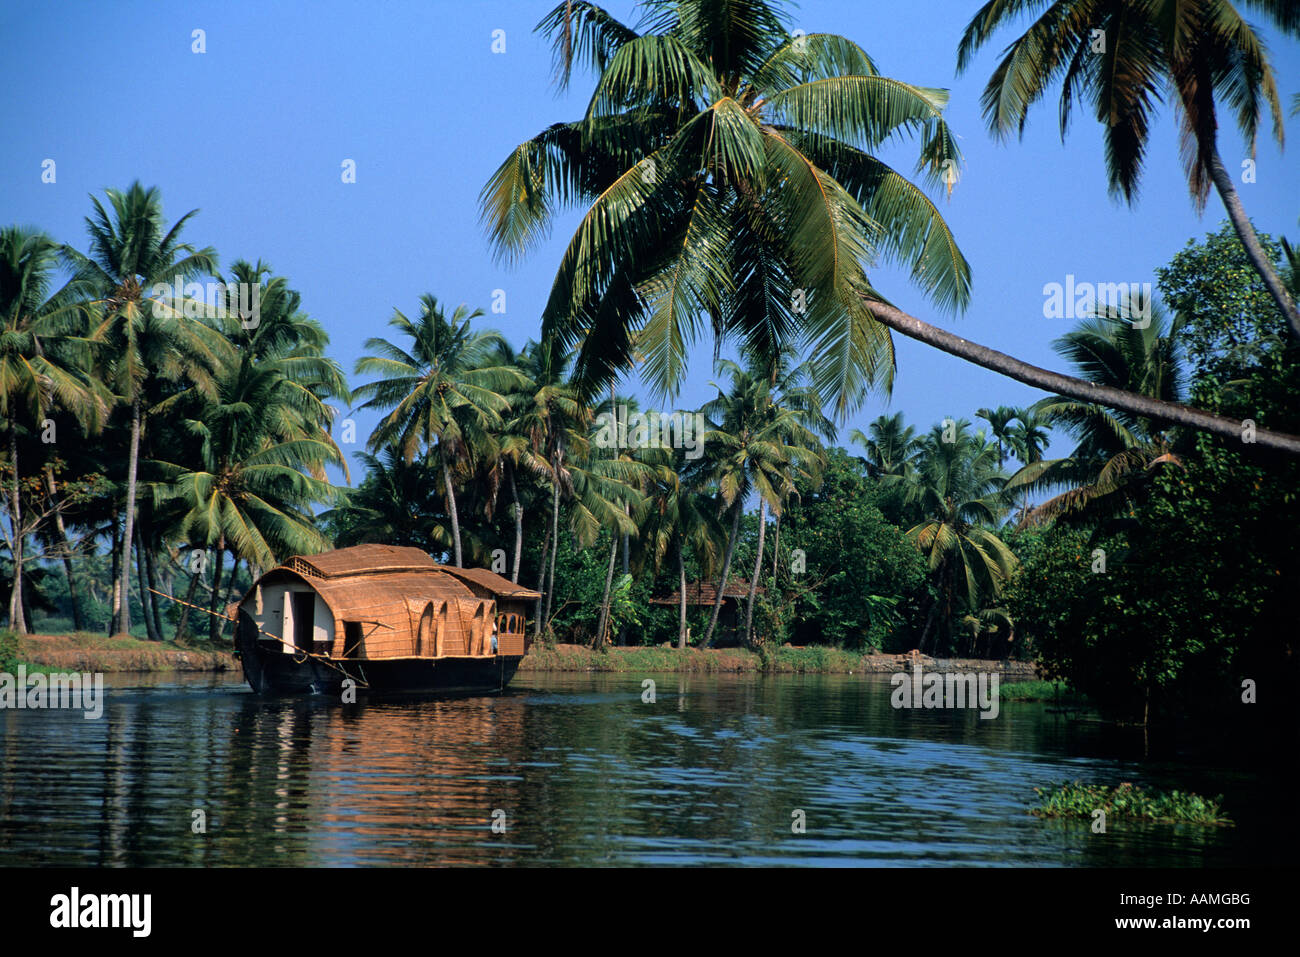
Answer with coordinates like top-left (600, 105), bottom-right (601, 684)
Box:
top-left (518, 643), bottom-right (1038, 676)
top-left (11, 633), bottom-right (238, 673)
top-left (5, 633), bottom-right (1037, 677)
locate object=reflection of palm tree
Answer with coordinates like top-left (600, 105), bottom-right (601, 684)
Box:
top-left (958, 0), bottom-right (1300, 341)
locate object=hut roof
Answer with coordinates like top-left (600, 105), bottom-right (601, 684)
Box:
top-left (650, 579), bottom-right (760, 606)
top-left (434, 565), bottom-right (542, 600)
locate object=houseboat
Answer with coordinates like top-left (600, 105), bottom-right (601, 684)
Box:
top-left (233, 544), bottom-right (540, 696)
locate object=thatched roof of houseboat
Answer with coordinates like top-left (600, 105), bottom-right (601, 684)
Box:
top-left (241, 545), bottom-right (539, 659)
top-left (286, 544), bottom-right (435, 579)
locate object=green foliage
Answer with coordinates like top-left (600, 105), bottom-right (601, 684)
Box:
top-left (0, 629), bottom-right (21, 672)
top-left (1031, 782), bottom-right (1232, 826)
top-left (1157, 222), bottom-right (1286, 386)
top-left (998, 679), bottom-right (1084, 703)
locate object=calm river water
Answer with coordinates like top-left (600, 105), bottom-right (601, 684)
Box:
top-left (0, 670), bottom-right (1287, 866)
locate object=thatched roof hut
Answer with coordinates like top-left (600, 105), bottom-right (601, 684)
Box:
top-left (649, 579), bottom-right (760, 607)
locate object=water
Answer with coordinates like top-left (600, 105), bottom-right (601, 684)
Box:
top-left (0, 670), bottom-right (1285, 866)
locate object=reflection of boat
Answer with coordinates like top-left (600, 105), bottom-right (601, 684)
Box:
top-left (234, 544), bottom-right (540, 696)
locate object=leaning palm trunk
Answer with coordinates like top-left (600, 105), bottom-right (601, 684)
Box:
top-left (44, 467), bottom-right (84, 633)
top-left (6, 428), bottom-right (26, 633)
top-left (702, 502), bottom-right (744, 648)
top-left (744, 500), bottom-right (767, 646)
top-left (1206, 144), bottom-right (1300, 343)
top-left (118, 397), bottom-right (142, 635)
top-left (594, 534), bottom-right (618, 650)
top-left (864, 300), bottom-right (1300, 456)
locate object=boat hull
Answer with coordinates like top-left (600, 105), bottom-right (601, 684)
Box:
top-left (237, 630), bottom-right (521, 697)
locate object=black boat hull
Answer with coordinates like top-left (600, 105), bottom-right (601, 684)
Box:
top-left (237, 631), bottom-right (521, 697)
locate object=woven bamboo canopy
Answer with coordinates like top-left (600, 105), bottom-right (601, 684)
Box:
top-left (239, 545), bottom-right (539, 660)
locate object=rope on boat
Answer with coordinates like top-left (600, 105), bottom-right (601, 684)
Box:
top-left (146, 587), bottom-right (371, 690)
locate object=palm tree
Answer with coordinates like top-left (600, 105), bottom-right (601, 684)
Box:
top-left (352, 296), bottom-right (527, 566)
top-left (957, 0), bottom-right (1300, 342)
top-left (0, 227), bottom-right (106, 631)
top-left (66, 182), bottom-right (232, 635)
top-left (698, 358), bottom-right (824, 647)
top-left (484, 0), bottom-right (1300, 457)
top-left (1005, 405), bottom-right (1052, 521)
top-left (904, 420), bottom-right (1018, 653)
top-left (1009, 306), bottom-right (1187, 525)
top-left (636, 451), bottom-right (722, 648)
top-left (975, 405), bottom-right (1018, 466)
top-left (154, 350), bottom-right (342, 642)
top-left (850, 411), bottom-right (920, 479)
top-left (483, 0), bottom-right (969, 418)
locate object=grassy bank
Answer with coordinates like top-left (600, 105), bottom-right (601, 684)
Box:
top-left (5, 631), bottom-right (238, 673)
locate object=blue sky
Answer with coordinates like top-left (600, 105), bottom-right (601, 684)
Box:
top-left (3, 0), bottom-right (1298, 479)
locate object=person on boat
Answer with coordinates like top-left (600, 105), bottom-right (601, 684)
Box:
top-left (490, 618), bottom-right (498, 655)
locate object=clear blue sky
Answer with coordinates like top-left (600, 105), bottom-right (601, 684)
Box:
top-left (4, 0), bottom-right (1298, 478)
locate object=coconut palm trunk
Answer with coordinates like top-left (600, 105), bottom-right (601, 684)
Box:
top-left (219, 557), bottom-right (242, 643)
top-left (677, 545), bottom-right (688, 650)
top-left (1205, 144), bottom-right (1300, 342)
top-left (594, 533), bottom-right (618, 650)
top-left (534, 523), bottom-right (551, 639)
top-left (208, 541), bottom-right (226, 644)
top-left (744, 500), bottom-right (767, 646)
top-left (143, 542), bottom-right (163, 640)
top-left (6, 427), bottom-right (26, 633)
top-left (135, 541), bottom-right (159, 641)
top-left (108, 515), bottom-right (122, 634)
top-left (542, 467), bottom-right (561, 629)
top-left (508, 467), bottom-right (523, 583)
top-left (441, 449), bottom-right (463, 567)
top-left (702, 501), bottom-right (744, 648)
top-left (44, 467), bottom-right (84, 632)
top-left (770, 511), bottom-right (781, 580)
top-left (118, 396), bottom-right (142, 634)
top-left (865, 300), bottom-right (1300, 456)
top-left (175, 566), bottom-right (202, 642)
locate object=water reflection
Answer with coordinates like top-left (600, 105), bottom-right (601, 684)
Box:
top-left (0, 671), bottom-right (1286, 866)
